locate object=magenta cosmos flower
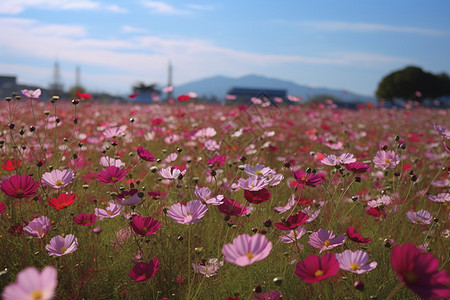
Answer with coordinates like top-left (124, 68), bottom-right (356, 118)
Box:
top-left (0, 174), bottom-right (40, 198)
top-left (166, 200), bottom-right (208, 224)
top-left (344, 161), bottom-right (371, 174)
top-left (295, 253), bottom-right (339, 283)
top-left (2, 266), bottom-right (57, 300)
top-left (129, 258), bottom-right (159, 281)
top-left (0, 202), bottom-right (6, 215)
top-left (41, 169), bottom-right (74, 189)
top-left (335, 250), bottom-right (377, 274)
top-left (73, 213), bottom-right (97, 226)
top-left (222, 234), bottom-right (272, 267)
top-left (130, 215), bottom-right (161, 236)
top-left (23, 216), bottom-right (51, 238)
top-left (218, 197), bottom-right (251, 217)
top-left (373, 150), bottom-right (400, 170)
top-left (274, 211), bottom-right (309, 230)
top-left (391, 242), bottom-right (450, 299)
top-left (292, 169), bottom-right (323, 187)
top-left (346, 227), bottom-right (371, 243)
top-left (244, 188), bottom-right (271, 204)
top-left (137, 146), bottom-right (156, 162)
top-left (309, 228), bottom-right (346, 253)
top-left (46, 234), bottom-right (78, 256)
top-left (97, 166), bottom-right (127, 184)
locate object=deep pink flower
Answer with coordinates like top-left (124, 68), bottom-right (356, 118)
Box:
top-left (391, 242), bottom-right (450, 299)
top-left (218, 197), bottom-right (250, 217)
top-left (207, 154), bottom-right (226, 167)
top-left (295, 253), bottom-right (339, 283)
top-left (222, 234), bottom-right (272, 266)
top-left (253, 289), bottom-right (283, 300)
top-left (274, 211), bottom-right (309, 230)
top-left (130, 215), bottom-right (161, 236)
top-left (344, 162), bottom-right (371, 174)
top-left (137, 146), bottom-right (156, 161)
top-left (147, 190), bottom-right (167, 200)
top-left (166, 200), bottom-right (208, 224)
top-left (0, 202), bottom-right (6, 215)
top-left (243, 188), bottom-right (271, 204)
top-left (346, 227), bottom-right (371, 243)
top-left (97, 166), bottom-right (127, 184)
top-left (129, 258), bottom-right (159, 281)
top-left (292, 169), bottom-right (323, 187)
top-left (41, 169), bottom-right (74, 189)
top-left (0, 174), bottom-right (40, 198)
top-left (2, 266), bottom-right (57, 300)
top-left (73, 213), bottom-right (97, 226)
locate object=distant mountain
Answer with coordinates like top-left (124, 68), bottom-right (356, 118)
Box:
top-left (174, 74), bottom-right (376, 103)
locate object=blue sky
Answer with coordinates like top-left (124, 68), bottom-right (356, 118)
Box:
top-left (0, 0), bottom-right (449, 96)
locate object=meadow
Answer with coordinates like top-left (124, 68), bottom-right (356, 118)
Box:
top-left (0, 91), bottom-right (449, 300)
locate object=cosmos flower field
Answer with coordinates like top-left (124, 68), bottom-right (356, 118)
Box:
top-left (0, 92), bottom-right (449, 299)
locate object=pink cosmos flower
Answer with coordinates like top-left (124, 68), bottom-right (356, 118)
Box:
top-left (222, 234), bottom-right (272, 266)
top-left (23, 216), bottom-right (51, 238)
top-left (321, 153), bottom-right (356, 166)
top-left (0, 174), bottom-right (40, 198)
top-left (244, 164), bottom-right (274, 178)
top-left (2, 266), bottom-right (57, 300)
top-left (301, 206), bottom-right (321, 223)
top-left (279, 226), bottom-right (307, 243)
top-left (94, 201), bottom-right (122, 220)
top-left (295, 253), bottom-right (339, 283)
top-left (45, 234), bottom-right (78, 256)
top-left (164, 152), bottom-right (178, 163)
top-left (194, 185), bottom-right (223, 205)
top-left (292, 169), bottom-right (323, 187)
top-left (204, 139), bottom-right (221, 151)
top-left (137, 146), bottom-right (156, 161)
top-left (274, 194), bottom-right (296, 214)
top-left (73, 213), bottom-right (97, 226)
top-left (373, 150), bottom-right (400, 170)
top-left (366, 195), bottom-right (392, 208)
top-left (99, 156), bottom-right (125, 168)
top-left (103, 126), bottom-right (126, 139)
top-left (166, 200), bottom-right (208, 224)
top-left (129, 215), bottom-right (161, 236)
top-left (159, 165), bottom-right (186, 179)
top-left (427, 193), bottom-right (449, 203)
top-left (21, 88), bottom-right (41, 99)
top-left (335, 250), bottom-right (377, 274)
top-left (218, 197), bottom-right (250, 217)
top-left (308, 229), bottom-right (346, 253)
top-left (115, 189), bottom-right (142, 206)
top-left (406, 209), bottom-right (433, 225)
top-left (433, 124), bottom-right (449, 139)
top-left (274, 211), bottom-right (309, 230)
top-left (129, 258), bottom-right (159, 281)
top-left (237, 177), bottom-right (268, 191)
top-left (192, 258), bottom-right (224, 277)
top-left (41, 169), bottom-right (74, 189)
top-left (346, 227), bottom-right (371, 243)
top-left (97, 166), bottom-right (127, 184)
top-left (391, 242), bottom-right (450, 299)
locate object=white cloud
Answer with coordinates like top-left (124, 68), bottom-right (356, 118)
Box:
top-left (0, 17), bottom-right (412, 94)
top-left (0, 0), bottom-right (127, 14)
top-left (141, 1), bottom-right (187, 15)
top-left (301, 20), bottom-right (445, 36)
top-left (186, 4), bottom-right (215, 11)
top-left (121, 25), bottom-right (148, 34)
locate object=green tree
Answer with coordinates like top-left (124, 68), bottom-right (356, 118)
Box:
top-left (376, 66), bottom-right (450, 101)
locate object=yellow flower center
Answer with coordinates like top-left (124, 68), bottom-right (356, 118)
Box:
top-left (111, 176), bottom-right (118, 182)
top-left (55, 180), bottom-right (64, 186)
top-left (16, 189), bottom-right (24, 197)
top-left (141, 226), bottom-right (148, 234)
top-left (31, 290), bottom-right (43, 300)
top-left (350, 263), bottom-right (359, 271)
top-left (384, 159), bottom-right (391, 164)
top-left (404, 271), bottom-right (418, 283)
top-left (60, 246), bottom-right (67, 253)
top-left (301, 176), bottom-right (306, 181)
top-left (245, 253), bottom-right (254, 259)
top-left (324, 240), bottom-right (331, 247)
top-left (315, 269), bottom-right (324, 277)
top-left (256, 171), bottom-right (263, 175)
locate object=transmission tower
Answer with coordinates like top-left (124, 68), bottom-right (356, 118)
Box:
top-left (49, 61), bottom-right (63, 96)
